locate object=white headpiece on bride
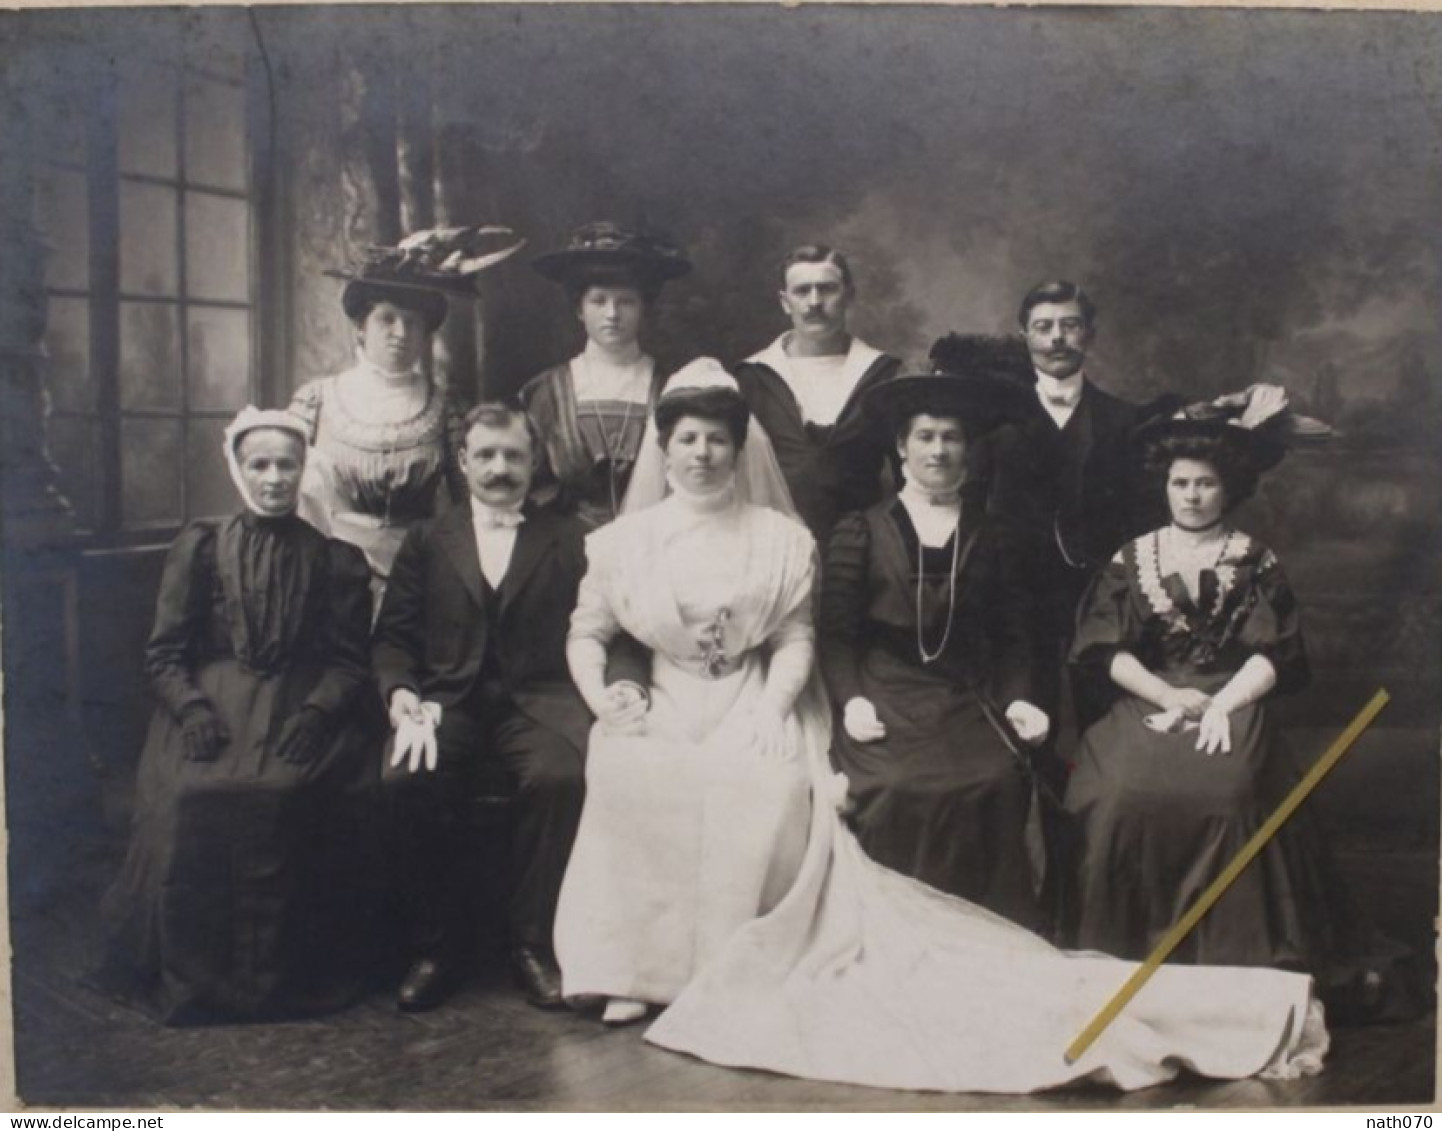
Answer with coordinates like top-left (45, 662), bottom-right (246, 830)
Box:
top-left (620, 358), bottom-right (800, 518)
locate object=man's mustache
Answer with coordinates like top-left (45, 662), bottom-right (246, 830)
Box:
top-left (481, 476), bottom-right (521, 489)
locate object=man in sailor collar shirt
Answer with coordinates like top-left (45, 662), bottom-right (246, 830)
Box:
top-left (733, 244), bottom-right (902, 545)
top-left (373, 402), bottom-right (610, 1013)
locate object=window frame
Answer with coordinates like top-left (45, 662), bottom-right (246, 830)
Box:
top-left (43, 31), bottom-right (281, 550)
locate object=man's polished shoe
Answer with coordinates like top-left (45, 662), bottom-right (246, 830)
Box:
top-left (511, 945), bottom-right (566, 1010)
top-left (397, 958), bottom-right (453, 1013)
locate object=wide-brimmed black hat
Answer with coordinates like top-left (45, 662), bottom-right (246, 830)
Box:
top-left (329, 225), bottom-right (526, 330)
top-left (1133, 385), bottom-right (1333, 474)
top-left (532, 221), bottom-right (692, 290)
top-left (864, 333), bottom-right (1034, 433)
top-left (865, 370), bottom-right (1033, 436)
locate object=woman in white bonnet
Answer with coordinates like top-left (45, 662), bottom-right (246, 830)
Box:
top-left (98, 407), bottom-right (378, 1024)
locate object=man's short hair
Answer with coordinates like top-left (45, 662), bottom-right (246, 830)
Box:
top-left (1017, 280), bottom-right (1098, 329)
top-left (778, 244), bottom-right (855, 293)
top-left (460, 401), bottom-right (542, 455)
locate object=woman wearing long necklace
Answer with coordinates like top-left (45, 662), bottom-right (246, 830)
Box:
top-left (521, 222), bottom-right (691, 529)
top-left (1065, 393), bottom-right (1413, 1016)
top-left (818, 353), bottom-right (1051, 928)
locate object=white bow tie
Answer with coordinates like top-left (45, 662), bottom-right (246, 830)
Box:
top-left (475, 508), bottom-right (525, 530)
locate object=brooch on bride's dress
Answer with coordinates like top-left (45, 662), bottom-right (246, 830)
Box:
top-left (699, 607), bottom-right (731, 679)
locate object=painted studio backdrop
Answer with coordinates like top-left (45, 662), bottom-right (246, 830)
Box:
top-left (1, 0), bottom-right (1438, 1047)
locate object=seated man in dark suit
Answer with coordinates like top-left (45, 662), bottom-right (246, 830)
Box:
top-left (373, 402), bottom-right (612, 1012)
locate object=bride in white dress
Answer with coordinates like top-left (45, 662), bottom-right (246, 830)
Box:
top-left (553, 358), bottom-right (1327, 1093)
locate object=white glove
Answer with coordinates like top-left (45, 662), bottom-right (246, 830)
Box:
top-left (709, 705), bottom-right (791, 762)
top-left (1005, 700), bottom-right (1051, 747)
top-left (1143, 708), bottom-right (1199, 735)
top-left (843, 697), bottom-right (887, 744)
top-left (597, 681), bottom-right (650, 736)
top-left (750, 706), bottom-right (791, 761)
top-left (388, 690), bottom-right (442, 774)
top-left (1195, 704), bottom-right (1233, 756)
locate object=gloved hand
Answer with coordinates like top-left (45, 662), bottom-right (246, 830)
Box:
top-left (745, 705), bottom-right (791, 762)
top-left (842, 697), bottom-right (887, 744)
top-left (1196, 704), bottom-right (1234, 756)
top-left (597, 681), bottom-right (650, 735)
top-left (388, 690), bottom-right (443, 774)
top-left (1004, 700), bottom-right (1051, 747)
top-left (180, 702), bottom-right (229, 762)
top-left (275, 706), bottom-right (330, 765)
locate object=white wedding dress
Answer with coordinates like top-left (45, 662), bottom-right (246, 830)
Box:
top-left (553, 364), bottom-right (1328, 1094)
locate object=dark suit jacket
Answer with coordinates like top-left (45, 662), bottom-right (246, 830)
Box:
top-left (734, 351), bottom-right (902, 543)
top-left (980, 378), bottom-right (1172, 575)
top-left (372, 503), bottom-right (595, 752)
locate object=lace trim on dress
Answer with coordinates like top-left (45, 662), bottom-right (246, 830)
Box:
top-left (1135, 528), bottom-right (1252, 635)
top-left (323, 372), bottom-right (449, 455)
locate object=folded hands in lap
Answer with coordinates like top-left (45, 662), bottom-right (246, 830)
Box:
top-left (1146, 686), bottom-right (1233, 755)
top-left (597, 681), bottom-right (650, 736)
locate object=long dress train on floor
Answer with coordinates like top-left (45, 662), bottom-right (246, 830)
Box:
top-left (555, 372), bottom-right (1328, 1094)
top-left (646, 725), bottom-right (1326, 1093)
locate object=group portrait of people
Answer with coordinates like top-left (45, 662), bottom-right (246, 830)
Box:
top-left (94, 221), bottom-right (1420, 1095)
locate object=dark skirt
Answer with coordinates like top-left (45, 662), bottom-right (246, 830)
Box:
top-left (1066, 672), bottom-right (1421, 1018)
top-left (100, 658), bottom-right (383, 1024)
top-left (831, 645), bottom-right (1041, 931)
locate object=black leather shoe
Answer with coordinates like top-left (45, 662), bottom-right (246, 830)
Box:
top-left (511, 946), bottom-right (565, 1010)
top-left (397, 958), bottom-right (452, 1012)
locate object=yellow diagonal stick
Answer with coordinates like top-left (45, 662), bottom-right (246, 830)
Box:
top-left (1064, 687), bottom-right (1391, 1065)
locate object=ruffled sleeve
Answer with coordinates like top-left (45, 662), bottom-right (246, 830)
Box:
top-left (1234, 546), bottom-right (1310, 695)
top-left (143, 522), bottom-right (218, 720)
top-left (286, 378), bottom-right (326, 443)
top-left (301, 538), bottom-right (375, 718)
top-left (1069, 547), bottom-right (1146, 672)
top-left (818, 511), bottom-right (871, 708)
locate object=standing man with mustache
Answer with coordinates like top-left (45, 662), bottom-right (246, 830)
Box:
top-left (373, 403), bottom-right (616, 1013)
top-left (968, 281), bottom-right (1175, 739)
top-left (734, 245), bottom-right (902, 545)
top-left (953, 283), bottom-right (1176, 939)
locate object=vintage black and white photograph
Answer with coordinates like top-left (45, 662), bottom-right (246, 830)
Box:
top-left (1, 0), bottom-right (1438, 1112)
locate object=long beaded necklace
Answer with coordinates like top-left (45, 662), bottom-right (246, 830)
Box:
top-left (915, 515), bottom-right (963, 665)
top-left (587, 395), bottom-right (640, 520)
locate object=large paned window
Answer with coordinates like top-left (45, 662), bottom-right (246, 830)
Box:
top-left (37, 20), bottom-right (265, 541)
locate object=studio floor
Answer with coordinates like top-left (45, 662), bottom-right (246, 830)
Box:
top-left (8, 867), bottom-right (1436, 1113)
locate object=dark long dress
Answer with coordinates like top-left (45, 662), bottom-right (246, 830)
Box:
top-left (101, 512), bottom-right (378, 1023)
top-left (819, 502), bottom-right (1043, 929)
top-left (1064, 530), bottom-right (1405, 1006)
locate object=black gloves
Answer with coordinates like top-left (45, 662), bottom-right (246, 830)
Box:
top-left (274, 706), bottom-right (330, 765)
top-left (179, 702), bottom-right (229, 762)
